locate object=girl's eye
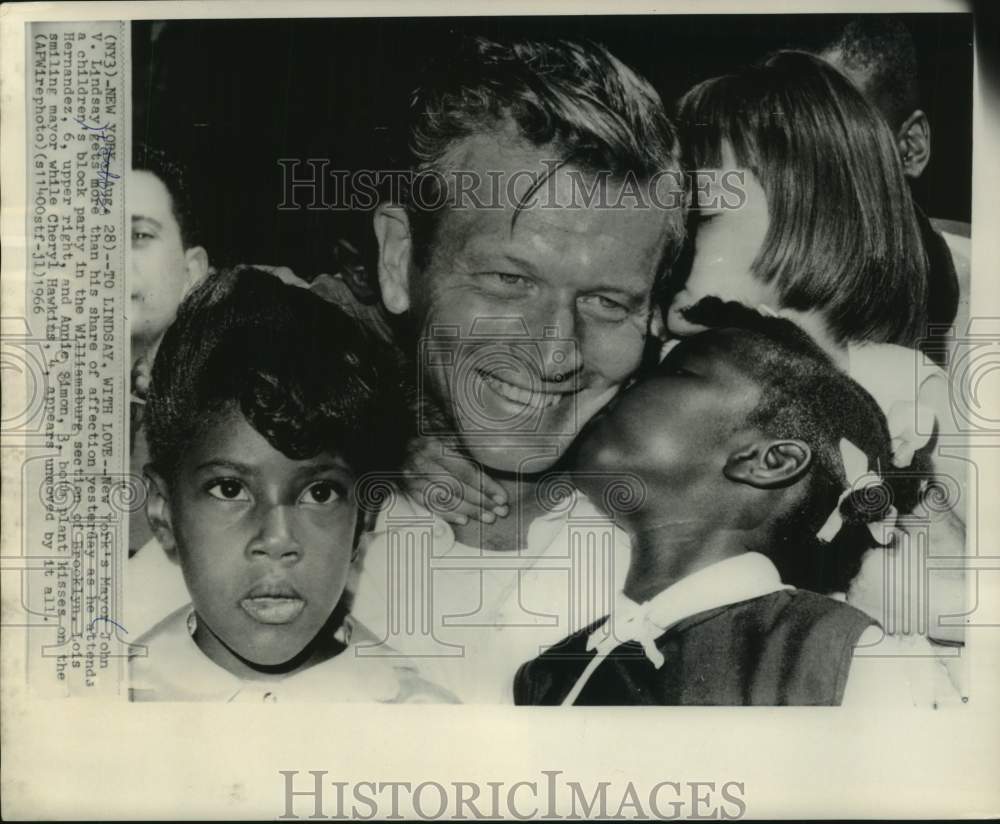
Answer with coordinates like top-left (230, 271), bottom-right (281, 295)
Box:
top-left (206, 479), bottom-right (250, 501)
top-left (578, 294), bottom-right (629, 322)
top-left (299, 481), bottom-right (342, 506)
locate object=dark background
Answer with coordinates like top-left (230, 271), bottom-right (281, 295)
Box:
top-left (132, 14), bottom-right (974, 278)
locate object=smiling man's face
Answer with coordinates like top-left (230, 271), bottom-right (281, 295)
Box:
top-left (383, 131), bottom-right (671, 473)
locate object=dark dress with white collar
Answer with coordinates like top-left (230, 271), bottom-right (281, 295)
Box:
top-left (513, 590), bottom-right (875, 706)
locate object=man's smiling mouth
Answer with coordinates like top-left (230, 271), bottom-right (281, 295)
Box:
top-left (474, 368), bottom-right (575, 410)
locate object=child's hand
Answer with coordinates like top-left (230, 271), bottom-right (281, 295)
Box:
top-left (131, 354), bottom-right (152, 400)
top-left (402, 437), bottom-right (509, 526)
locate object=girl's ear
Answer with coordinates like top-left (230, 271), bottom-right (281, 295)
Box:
top-left (144, 467), bottom-right (179, 560)
top-left (723, 439), bottom-right (812, 489)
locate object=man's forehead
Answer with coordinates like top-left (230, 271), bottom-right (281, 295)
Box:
top-left (449, 196), bottom-right (659, 247)
top-left (443, 126), bottom-right (544, 182)
top-left (129, 169), bottom-right (177, 222)
top-left (443, 127), bottom-right (668, 212)
top-left (433, 137), bottom-right (665, 261)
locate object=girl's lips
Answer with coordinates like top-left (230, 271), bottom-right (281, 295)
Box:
top-left (239, 596), bottom-right (305, 624)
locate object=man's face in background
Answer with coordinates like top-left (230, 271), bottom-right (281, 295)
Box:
top-left (129, 169), bottom-right (208, 354)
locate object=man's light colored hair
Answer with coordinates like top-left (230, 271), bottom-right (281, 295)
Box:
top-left (399, 36), bottom-right (685, 272)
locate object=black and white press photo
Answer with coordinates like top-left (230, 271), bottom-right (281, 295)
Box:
top-left (2, 2), bottom-right (998, 820)
top-left (123, 11), bottom-right (974, 707)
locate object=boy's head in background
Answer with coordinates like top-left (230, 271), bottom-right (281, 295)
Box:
top-left (574, 298), bottom-right (919, 600)
top-left (143, 269), bottom-right (412, 678)
top-left (818, 17), bottom-right (930, 180)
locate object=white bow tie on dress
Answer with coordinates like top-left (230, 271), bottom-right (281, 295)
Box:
top-left (585, 593), bottom-right (667, 669)
top-left (560, 595), bottom-right (666, 706)
top-left (561, 553), bottom-right (794, 706)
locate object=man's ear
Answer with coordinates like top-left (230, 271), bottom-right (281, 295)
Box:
top-left (723, 439), bottom-right (812, 489)
top-left (182, 245), bottom-right (210, 295)
top-left (896, 110), bottom-right (931, 179)
top-left (373, 203), bottom-right (413, 315)
top-left (144, 466), bottom-right (179, 561)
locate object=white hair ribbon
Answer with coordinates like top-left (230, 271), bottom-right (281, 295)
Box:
top-left (839, 437), bottom-right (869, 483)
top-left (817, 438), bottom-right (899, 544)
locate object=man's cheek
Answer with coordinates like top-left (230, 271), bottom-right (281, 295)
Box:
top-left (422, 292), bottom-right (496, 335)
top-left (582, 327), bottom-right (645, 385)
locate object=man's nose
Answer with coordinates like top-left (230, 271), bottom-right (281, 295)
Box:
top-left (534, 335), bottom-right (582, 384)
top-left (532, 299), bottom-right (582, 382)
top-left (246, 505), bottom-right (302, 564)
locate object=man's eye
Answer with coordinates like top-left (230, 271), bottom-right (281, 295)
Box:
top-left (481, 272), bottom-right (531, 293)
top-left (578, 294), bottom-right (629, 322)
top-left (206, 479), bottom-right (250, 501)
top-left (299, 481), bottom-right (342, 506)
top-left (132, 231), bottom-right (154, 244)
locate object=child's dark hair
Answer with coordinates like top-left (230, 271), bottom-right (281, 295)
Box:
top-left (673, 297), bottom-right (921, 593)
top-left (145, 268), bottom-right (414, 480)
top-left (818, 16), bottom-right (920, 132)
top-left (676, 50), bottom-right (928, 348)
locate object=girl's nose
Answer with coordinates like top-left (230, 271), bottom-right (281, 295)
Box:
top-left (246, 505), bottom-right (302, 564)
